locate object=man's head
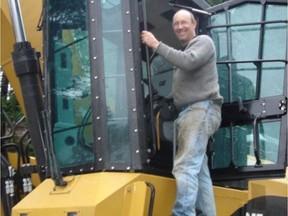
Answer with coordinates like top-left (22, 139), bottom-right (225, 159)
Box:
top-left (172, 9), bottom-right (197, 46)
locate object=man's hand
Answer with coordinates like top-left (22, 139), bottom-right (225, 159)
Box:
top-left (141, 30), bottom-right (160, 49)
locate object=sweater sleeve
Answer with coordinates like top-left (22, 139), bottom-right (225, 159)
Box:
top-left (156, 35), bottom-right (215, 72)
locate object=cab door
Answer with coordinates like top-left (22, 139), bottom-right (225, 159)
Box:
top-left (207, 0), bottom-right (287, 187)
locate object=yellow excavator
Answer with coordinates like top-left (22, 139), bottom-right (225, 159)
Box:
top-left (1, 0), bottom-right (287, 215)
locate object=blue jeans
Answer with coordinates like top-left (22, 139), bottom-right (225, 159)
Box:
top-left (172, 100), bottom-right (221, 216)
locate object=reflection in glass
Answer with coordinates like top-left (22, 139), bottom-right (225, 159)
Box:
top-left (229, 3), bottom-right (261, 24)
top-left (266, 4), bottom-right (288, 21)
top-left (217, 63), bottom-right (256, 103)
top-left (230, 25), bottom-right (260, 61)
top-left (260, 62), bottom-right (285, 98)
top-left (101, 0), bottom-right (131, 163)
top-left (263, 23), bottom-right (287, 60)
top-left (48, 0), bottom-right (94, 168)
top-left (210, 12), bottom-right (226, 26)
top-left (213, 121), bottom-right (280, 168)
top-left (210, 2), bottom-right (286, 174)
top-left (231, 63), bottom-right (256, 102)
top-left (211, 28), bottom-right (227, 61)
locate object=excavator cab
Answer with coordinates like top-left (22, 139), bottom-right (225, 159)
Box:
top-left (45, 0), bottom-right (214, 176)
top-left (44, 0), bottom-right (173, 176)
top-left (1, 0), bottom-right (287, 215)
top-left (46, 0), bottom-right (287, 182)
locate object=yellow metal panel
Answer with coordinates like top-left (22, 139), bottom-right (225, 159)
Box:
top-left (122, 181), bottom-right (150, 216)
top-left (248, 178), bottom-right (288, 199)
top-left (29, 157), bottom-right (41, 187)
top-left (214, 186), bottom-right (248, 216)
top-left (12, 172), bottom-right (176, 216)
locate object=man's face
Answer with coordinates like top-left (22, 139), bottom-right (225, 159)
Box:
top-left (172, 11), bottom-right (196, 46)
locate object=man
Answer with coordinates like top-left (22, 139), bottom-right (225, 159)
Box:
top-left (141, 9), bottom-right (222, 216)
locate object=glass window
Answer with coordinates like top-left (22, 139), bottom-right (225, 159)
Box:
top-left (230, 25), bottom-right (260, 61)
top-left (217, 63), bottom-right (256, 103)
top-left (266, 4), bottom-right (288, 21)
top-left (210, 2), bottom-right (287, 177)
top-left (217, 63), bottom-right (230, 103)
top-left (150, 55), bottom-right (173, 98)
top-left (263, 23), bottom-right (287, 60)
top-left (210, 12), bottom-right (226, 26)
top-left (213, 120), bottom-right (281, 168)
top-left (260, 62), bottom-right (285, 98)
top-left (212, 127), bottom-right (232, 168)
top-left (231, 63), bottom-right (256, 102)
top-left (229, 3), bottom-right (262, 24)
top-left (48, 0), bottom-right (94, 168)
top-left (101, 0), bottom-right (131, 163)
top-left (211, 28), bottom-right (228, 61)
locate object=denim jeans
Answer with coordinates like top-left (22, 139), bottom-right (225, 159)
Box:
top-left (172, 100), bottom-right (221, 216)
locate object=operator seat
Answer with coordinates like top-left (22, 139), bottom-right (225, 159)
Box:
top-left (150, 55), bottom-right (176, 148)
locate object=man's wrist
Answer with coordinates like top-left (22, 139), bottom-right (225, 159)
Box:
top-left (153, 41), bottom-right (161, 50)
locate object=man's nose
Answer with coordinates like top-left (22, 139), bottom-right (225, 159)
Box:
top-left (175, 23), bottom-right (183, 31)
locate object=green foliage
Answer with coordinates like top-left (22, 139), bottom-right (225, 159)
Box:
top-left (1, 92), bottom-right (24, 123)
top-left (205, 0), bottom-right (230, 6)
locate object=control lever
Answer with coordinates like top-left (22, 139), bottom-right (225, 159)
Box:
top-left (253, 114), bottom-right (262, 167)
top-left (238, 97), bottom-right (247, 113)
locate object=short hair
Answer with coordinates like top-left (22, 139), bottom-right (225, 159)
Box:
top-left (173, 9), bottom-right (195, 22)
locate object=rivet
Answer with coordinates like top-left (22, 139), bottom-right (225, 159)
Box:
top-left (93, 56), bottom-right (97, 60)
top-left (96, 116), bottom-right (100, 119)
top-left (92, 19), bottom-right (95, 22)
top-left (134, 129), bottom-right (138, 133)
top-left (93, 37), bottom-right (96, 40)
top-left (94, 76), bottom-right (98, 79)
top-left (127, 167), bottom-right (130, 170)
top-left (111, 166), bottom-right (115, 169)
top-left (133, 108), bottom-right (136, 112)
top-left (91, 0), bottom-right (94, 3)
top-left (131, 88), bottom-right (135, 91)
top-left (130, 68), bottom-right (133, 72)
top-left (97, 137), bottom-right (101, 140)
top-left (96, 96), bottom-right (99, 99)
top-left (126, 11), bottom-right (130, 14)
top-left (127, 30), bottom-right (131, 33)
top-left (99, 158), bottom-right (103, 161)
top-left (136, 150), bottom-right (139, 153)
top-left (129, 48), bottom-right (132, 52)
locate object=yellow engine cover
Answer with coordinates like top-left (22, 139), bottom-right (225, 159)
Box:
top-left (12, 172), bottom-right (176, 216)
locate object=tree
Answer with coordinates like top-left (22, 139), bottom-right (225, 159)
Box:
top-left (205, 0), bottom-right (230, 6)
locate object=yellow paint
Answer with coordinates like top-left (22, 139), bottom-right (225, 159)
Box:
top-left (248, 178), bottom-right (288, 199)
top-left (122, 181), bottom-right (151, 216)
top-left (214, 186), bottom-right (248, 216)
top-left (7, 152), bottom-right (41, 187)
top-left (9, 165), bottom-right (288, 215)
top-left (12, 172), bottom-right (176, 216)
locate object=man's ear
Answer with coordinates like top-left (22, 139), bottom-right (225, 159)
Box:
top-left (193, 20), bottom-right (197, 29)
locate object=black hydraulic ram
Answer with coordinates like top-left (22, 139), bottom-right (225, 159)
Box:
top-left (8, 0), bottom-right (66, 186)
top-left (8, 0), bottom-right (46, 180)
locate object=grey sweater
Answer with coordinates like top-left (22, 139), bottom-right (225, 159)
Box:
top-left (156, 35), bottom-right (223, 110)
